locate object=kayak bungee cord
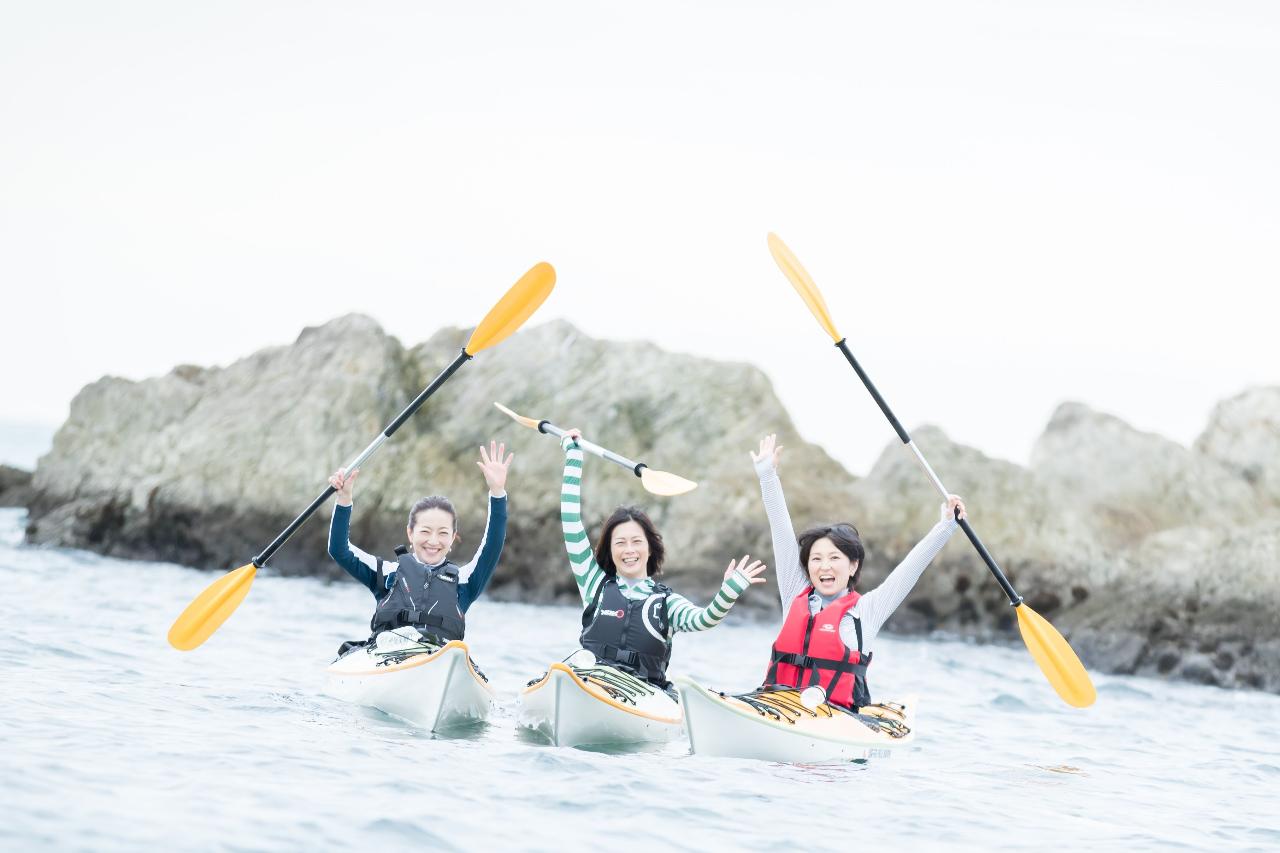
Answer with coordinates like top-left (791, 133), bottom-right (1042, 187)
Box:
top-left (521, 671), bottom-right (649, 704)
top-left (734, 688), bottom-right (829, 720)
top-left (572, 665), bottom-right (657, 704)
top-left (731, 689), bottom-right (912, 738)
top-left (525, 653), bottom-right (658, 704)
top-left (166, 262), bottom-right (557, 652)
top-left (766, 232), bottom-right (1096, 710)
top-left (364, 634), bottom-right (490, 682)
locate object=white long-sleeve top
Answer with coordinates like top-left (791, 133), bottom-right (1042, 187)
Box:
top-left (755, 457), bottom-right (957, 656)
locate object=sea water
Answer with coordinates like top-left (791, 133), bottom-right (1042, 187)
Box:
top-left (1, 508), bottom-right (1277, 852)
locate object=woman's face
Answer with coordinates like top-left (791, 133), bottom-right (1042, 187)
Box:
top-left (610, 519), bottom-right (650, 580)
top-left (406, 507), bottom-right (458, 565)
top-left (807, 536), bottom-right (856, 597)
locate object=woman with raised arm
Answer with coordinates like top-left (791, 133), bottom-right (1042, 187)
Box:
top-left (559, 428), bottom-right (767, 692)
top-left (751, 433), bottom-right (964, 710)
top-left (327, 440), bottom-right (512, 649)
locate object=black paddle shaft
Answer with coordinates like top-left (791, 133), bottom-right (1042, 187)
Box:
top-left (252, 348), bottom-right (473, 567)
top-left (834, 339), bottom-right (1023, 606)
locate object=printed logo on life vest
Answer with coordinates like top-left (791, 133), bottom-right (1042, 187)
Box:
top-left (641, 594), bottom-right (668, 642)
top-left (819, 623), bottom-right (836, 633)
top-left (600, 608), bottom-right (625, 618)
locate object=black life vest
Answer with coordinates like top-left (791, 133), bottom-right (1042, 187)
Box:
top-left (579, 577), bottom-right (673, 686)
top-left (368, 546), bottom-right (465, 641)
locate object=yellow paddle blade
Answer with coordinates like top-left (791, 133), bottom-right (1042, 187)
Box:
top-left (766, 233), bottom-right (842, 343)
top-left (639, 467), bottom-right (698, 497)
top-left (493, 401), bottom-right (542, 430)
top-left (1015, 603), bottom-right (1097, 708)
top-left (465, 262), bottom-right (556, 355)
top-left (167, 563), bottom-right (257, 651)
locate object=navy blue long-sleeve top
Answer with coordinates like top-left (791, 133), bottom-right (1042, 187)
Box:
top-left (328, 495), bottom-right (507, 613)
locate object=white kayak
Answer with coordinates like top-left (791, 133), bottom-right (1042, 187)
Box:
top-left (676, 676), bottom-right (918, 763)
top-left (325, 632), bottom-right (494, 732)
top-left (518, 662), bottom-right (684, 749)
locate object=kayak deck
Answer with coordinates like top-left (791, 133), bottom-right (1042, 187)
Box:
top-left (730, 688), bottom-right (912, 739)
top-left (677, 676), bottom-right (917, 762)
top-left (326, 639), bottom-right (494, 731)
top-left (519, 662), bottom-right (683, 748)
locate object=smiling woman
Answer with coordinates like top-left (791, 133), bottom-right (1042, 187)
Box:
top-left (557, 427), bottom-right (768, 693)
top-left (325, 440), bottom-right (513, 651)
top-left (752, 433), bottom-right (964, 710)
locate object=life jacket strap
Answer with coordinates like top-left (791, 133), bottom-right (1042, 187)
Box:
top-left (383, 609), bottom-right (465, 637)
top-left (582, 581), bottom-right (606, 630)
top-left (769, 649), bottom-right (868, 675)
top-left (766, 645), bottom-right (782, 684)
top-left (595, 644), bottom-right (640, 667)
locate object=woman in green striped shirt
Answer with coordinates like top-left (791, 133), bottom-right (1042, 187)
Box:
top-left (559, 428), bottom-right (766, 692)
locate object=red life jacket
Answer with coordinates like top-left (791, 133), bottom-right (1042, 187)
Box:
top-left (766, 587), bottom-right (872, 710)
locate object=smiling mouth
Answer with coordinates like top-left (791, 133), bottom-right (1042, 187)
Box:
top-left (621, 556), bottom-right (641, 569)
top-left (818, 573), bottom-right (836, 584)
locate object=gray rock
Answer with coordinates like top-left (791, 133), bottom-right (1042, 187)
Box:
top-left (0, 465), bottom-right (32, 508)
top-left (1031, 402), bottom-right (1258, 547)
top-left (1195, 386), bottom-right (1280, 507)
top-left (23, 315), bottom-right (1280, 695)
top-left (850, 425), bottom-right (1113, 638)
top-left (29, 314), bottom-right (413, 572)
top-left (26, 316), bottom-right (854, 611)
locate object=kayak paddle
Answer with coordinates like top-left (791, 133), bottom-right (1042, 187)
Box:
top-left (766, 232), bottom-right (1096, 709)
top-left (493, 402), bottom-right (696, 496)
top-left (167, 262), bottom-right (557, 651)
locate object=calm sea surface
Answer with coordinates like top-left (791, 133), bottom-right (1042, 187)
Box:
top-left (1, 508), bottom-right (1277, 852)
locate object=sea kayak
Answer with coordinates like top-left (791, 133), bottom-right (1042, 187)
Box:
top-left (325, 632), bottom-right (494, 732)
top-left (518, 662), bottom-right (684, 748)
top-left (676, 676), bottom-right (917, 763)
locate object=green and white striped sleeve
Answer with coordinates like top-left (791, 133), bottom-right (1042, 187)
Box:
top-left (561, 438), bottom-right (605, 607)
top-left (666, 571), bottom-right (750, 633)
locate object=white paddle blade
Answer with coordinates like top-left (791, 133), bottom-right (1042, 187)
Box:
top-left (639, 468), bottom-right (697, 496)
top-left (493, 401), bottom-right (541, 430)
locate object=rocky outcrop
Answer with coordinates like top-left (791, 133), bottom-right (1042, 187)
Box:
top-left (1030, 403), bottom-right (1259, 547)
top-left (1066, 520), bottom-right (1280, 691)
top-left (24, 317), bottom-right (1280, 693)
top-left (26, 316), bottom-right (853, 609)
top-left (760, 408), bottom-right (1279, 693)
top-left (0, 465), bottom-right (32, 508)
top-left (1195, 387), bottom-right (1280, 508)
top-left (848, 425), bottom-right (1113, 637)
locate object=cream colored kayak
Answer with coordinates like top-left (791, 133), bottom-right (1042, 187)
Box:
top-left (518, 662), bottom-right (684, 748)
top-left (676, 676), bottom-right (917, 763)
top-left (326, 635), bottom-right (494, 732)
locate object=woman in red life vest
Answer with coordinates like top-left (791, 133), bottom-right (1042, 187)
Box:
top-left (750, 434), bottom-right (966, 709)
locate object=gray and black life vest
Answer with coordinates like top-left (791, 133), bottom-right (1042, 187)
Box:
top-left (369, 546), bottom-right (465, 641)
top-left (579, 577), bottom-right (673, 686)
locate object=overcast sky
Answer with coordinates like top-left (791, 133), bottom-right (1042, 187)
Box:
top-left (2, 1), bottom-right (1276, 475)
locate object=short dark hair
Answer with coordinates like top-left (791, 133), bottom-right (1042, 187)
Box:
top-left (596, 506), bottom-right (665, 577)
top-left (408, 496), bottom-right (458, 533)
top-left (797, 523), bottom-right (864, 589)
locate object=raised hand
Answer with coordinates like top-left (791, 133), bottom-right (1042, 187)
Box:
top-left (725, 554), bottom-right (768, 591)
top-left (749, 434), bottom-right (784, 471)
top-left (328, 467), bottom-right (360, 507)
top-left (942, 494), bottom-right (967, 522)
top-left (477, 440), bottom-right (514, 496)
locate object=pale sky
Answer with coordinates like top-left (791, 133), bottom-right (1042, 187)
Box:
top-left (2, 1), bottom-right (1277, 475)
